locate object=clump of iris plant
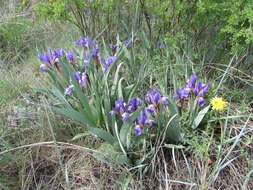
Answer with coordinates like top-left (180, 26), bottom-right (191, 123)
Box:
top-left (38, 36), bottom-right (125, 96)
top-left (111, 88), bottom-right (169, 136)
top-left (173, 73), bottom-right (210, 108)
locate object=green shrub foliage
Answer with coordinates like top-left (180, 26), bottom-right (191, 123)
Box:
top-left (32, 0), bottom-right (253, 54)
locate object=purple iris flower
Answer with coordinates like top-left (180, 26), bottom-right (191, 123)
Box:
top-left (124, 40), bottom-right (131, 46)
top-left (137, 109), bottom-right (147, 125)
top-left (38, 52), bottom-right (47, 63)
top-left (145, 91), bottom-right (152, 103)
top-left (134, 125), bottom-right (142, 136)
top-left (157, 41), bottom-right (164, 48)
top-left (74, 36), bottom-right (87, 47)
top-left (115, 99), bottom-right (125, 108)
top-left (194, 82), bottom-right (209, 97)
top-left (136, 98), bottom-right (142, 106)
top-left (92, 48), bottom-right (99, 58)
top-left (73, 72), bottom-right (81, 81)
top-left (50, 48), bottom-right (64, 63)
top-left (47, 48), bottom-right (53, 58)
top-left (174, 74), bottom-right (209, 107)
top-left (83, 50), bottom-right (91, 67)
top-left (39, 64), bottom-right (48, 72)
top-left (66, 51), bottom-right (74, 62)
top-left (101, 56), bottom-right (116, 68)
top-left (112, 99), bottom-right (127, 115)
top-left (38, 48), bottom-right (64, 66)
top-left (53, 48), bottom-right (65, 58)
top-left (83, 59), bottom-right (89, 67)
top-left (109, 44), bottom-right (117, 51)
top-left (198, 83), bottom-right (209, 97)
top-left (72, 72), bottom-right (88, 87)
top-left (64, 85), bottom-right (74, 95)
top-left (122, 112), bottom-right (130, 121)
top-left (74, 37), bottom-right (92, 48)
top-left (127, 98), bottom-right (142, 112)
top-left (161, 97), bottom-right (169, 105)
top-left (145, 119), bottom-right (155, 126)
top-left (145, 104), bottom-right (156, 115)
top-left (186, 73), bottom-right (197, 89)
top-left (38, 52), bottom-right (50, 65)
top-left (197, 97), bottom-right (206, 107)
top-left (173, 88), bottom-right (189, 100)
top-left (92, 40), bottom-right (98, 48)
top-left (145, 88), bottom-right (169, 106)
top-left (134, 108), bottom-right (156, 135)
top-left (145, 88), bottom-right (161, 105)
top-left (80, 72), bottom-right (88, 87)
top-left (85, 50), bottom-right (92, 59)
top-left (45, 52), bottom-right (52, 62)
top-left (152, 92), bottom-right (161, 104)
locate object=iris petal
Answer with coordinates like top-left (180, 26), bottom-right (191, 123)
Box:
top-left (64, 85), bottom-right (74, 95)
top-left (134, 125), bottom-right (142, 136)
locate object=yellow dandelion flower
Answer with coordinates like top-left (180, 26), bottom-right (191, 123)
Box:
top-left (210, 97), bottom-right (226, 111)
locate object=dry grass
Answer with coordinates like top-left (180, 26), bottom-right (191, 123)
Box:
top-left (1, 143), bottom-right (136, 190)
